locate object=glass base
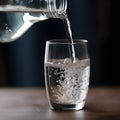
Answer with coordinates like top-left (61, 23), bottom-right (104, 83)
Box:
top-left (50, 102), bottom-right (85, 111)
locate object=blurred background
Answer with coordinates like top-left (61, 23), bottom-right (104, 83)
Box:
top-left (0, 0), bottom-right (119, 87)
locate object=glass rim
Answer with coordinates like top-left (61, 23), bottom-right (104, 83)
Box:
top-left (46, 39), bottom-right (88, 44)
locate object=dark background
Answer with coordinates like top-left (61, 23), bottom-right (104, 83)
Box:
top-left (0, 0), bottom-right (119, 87)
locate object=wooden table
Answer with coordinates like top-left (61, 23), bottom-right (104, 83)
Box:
top-left (0, 87), bottom-right (120, 120)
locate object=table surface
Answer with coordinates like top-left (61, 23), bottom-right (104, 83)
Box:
top-left (0, 87), bottom-right (120, 120)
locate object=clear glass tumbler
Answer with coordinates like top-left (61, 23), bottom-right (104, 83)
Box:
top-left (44, 39), bottom-right (90, 110)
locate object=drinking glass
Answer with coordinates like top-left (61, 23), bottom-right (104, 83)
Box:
top-left (44, 39), bottom-right (90, 110)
